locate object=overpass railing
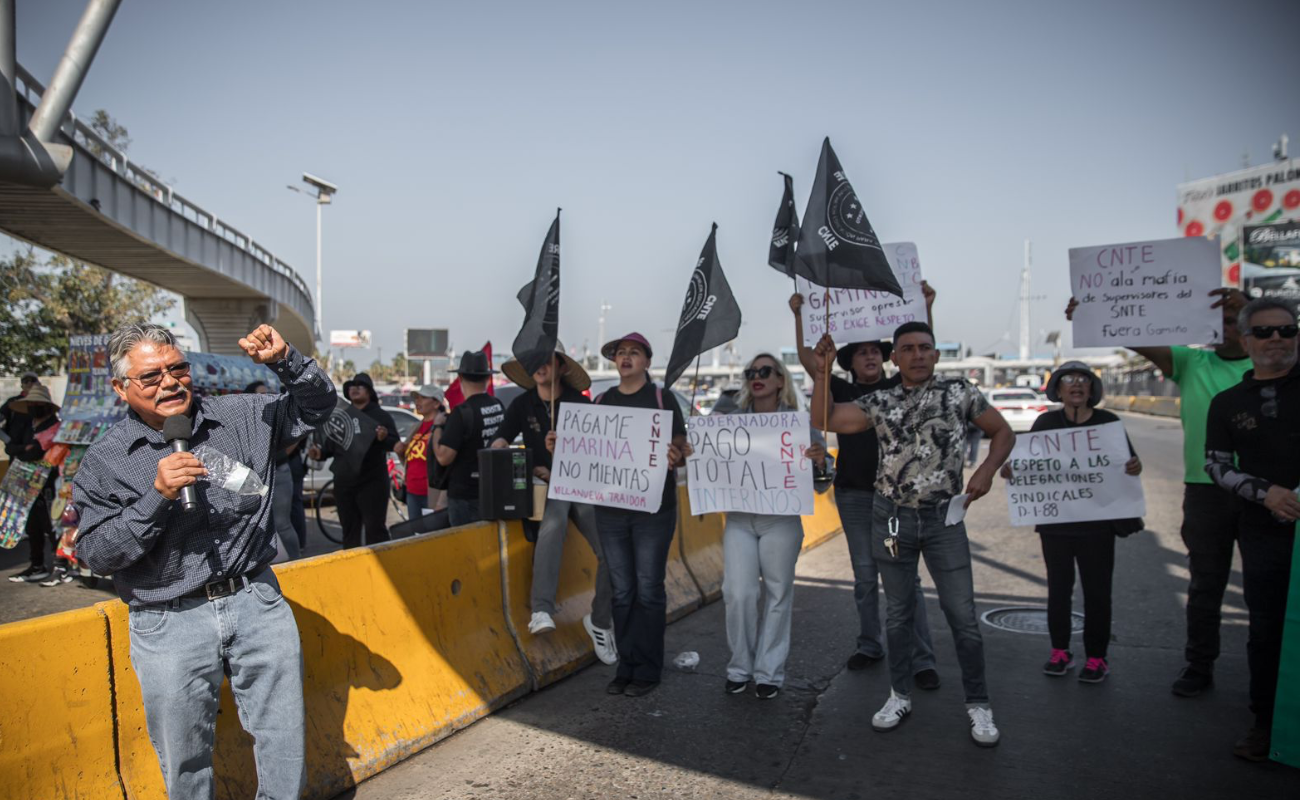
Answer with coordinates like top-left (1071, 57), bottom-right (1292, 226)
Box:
top-left (14, 65), bottom-right (314, 307)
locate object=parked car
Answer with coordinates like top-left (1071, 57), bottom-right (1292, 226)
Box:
top-left (303, 406), bottom-right (422, 495)
top-left (986, 388), bottom-right (1050, 433)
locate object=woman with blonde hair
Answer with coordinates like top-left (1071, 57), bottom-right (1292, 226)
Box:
top-left (720, 353), bottom-right (832, 699)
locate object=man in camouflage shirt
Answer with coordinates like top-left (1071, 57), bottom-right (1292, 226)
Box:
top-left (811, 321), bottom-right (1014, 747)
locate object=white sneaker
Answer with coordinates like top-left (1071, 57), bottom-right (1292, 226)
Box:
top-left (528, 611), bottom-right (556, 635)
top-left (583, 614), bottom-right (618, 665)
top-left (967, 706), bottom-right (1000, 747)
top-left (871, 689), bottom-right (912, 731)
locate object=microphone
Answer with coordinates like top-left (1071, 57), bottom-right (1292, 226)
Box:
top-left (163, 414), bottom-right (199, 512)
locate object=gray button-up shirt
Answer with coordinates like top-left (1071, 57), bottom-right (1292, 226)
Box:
top-left (73, 347), bottom-right (336, 606)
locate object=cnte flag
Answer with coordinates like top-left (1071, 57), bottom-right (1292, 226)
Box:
top-left (793, 137), bottom-right (902, 297)
top-left (768, 172), bottom-right (800, 278)
top-left (511, 210), bottom-right (562, 376)
top-left (664, 223), bottom-right (742, 387)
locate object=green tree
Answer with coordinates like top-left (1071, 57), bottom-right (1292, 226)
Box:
top-left (391, 351), bottom-right (408, 379)
top-left (0, 247), bottom-right (175, 373)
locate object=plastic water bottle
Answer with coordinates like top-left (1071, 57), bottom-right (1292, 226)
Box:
top-left (193, 445), bottom-right (269, 497)
top-left (672, 651), bottom-right (700, 671)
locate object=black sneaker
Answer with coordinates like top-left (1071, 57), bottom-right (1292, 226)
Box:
top-left (1171, 666), bottom-right (1212, 698)
top-left (1232, 726), bottom-right (1271, 762)
top-left (606, 677), bottom-right (631, 695)
top-left (1043, 649), bottom-right (1074, 677)
top-left (913, 668), bottom-right (941, 690)
top-left (624, 680), bottom-right (659, 698)
top-left (725, 679), bottom-right (749, 694)
top-left (847, 652), bottom-right (882, 671)
top-left (8, 565), bottom-right (51, 583)
top-left (755, 684), bottom-right (780, 700)
top-left (1078, 657), bottom-right (1109, 684)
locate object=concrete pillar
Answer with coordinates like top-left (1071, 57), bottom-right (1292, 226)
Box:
top-left (185, 298), bottom-right (278, 356)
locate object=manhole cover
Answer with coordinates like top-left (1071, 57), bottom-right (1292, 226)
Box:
top-left (980, 606), bottom-right (1084, 635)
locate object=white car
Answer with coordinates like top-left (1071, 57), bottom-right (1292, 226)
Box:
top-left (986, 388), bottom-right (1050, 433)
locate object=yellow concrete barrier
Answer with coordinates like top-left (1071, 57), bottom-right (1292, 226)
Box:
top-left (0, 606), bottom-right (122, 800)
top-left (678, 504), bottom-right (727, 603)
top-left (498, 518), bottom-right (601, 689)
top-left (665, 492), bottom-right (705, 622)
top-left (1150, 397), bottom-right (1180, 417)
top-left (103, 520), bottom-right (532, 800)
top-left (801, 487), bottom-right (845, 552)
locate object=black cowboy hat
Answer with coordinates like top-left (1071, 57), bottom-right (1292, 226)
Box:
top-left (450, 350), bottom-right (497, 379)
top-left (836, 340), bottom-right (893, 373)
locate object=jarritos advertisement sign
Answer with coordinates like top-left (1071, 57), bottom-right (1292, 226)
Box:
top-left (1176, 158), bottom-right (1300, 284)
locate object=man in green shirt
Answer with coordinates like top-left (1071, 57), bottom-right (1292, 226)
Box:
top-left (1067, 288), bottom-right (1249, 697)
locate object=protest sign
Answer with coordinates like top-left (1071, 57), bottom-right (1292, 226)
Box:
top-left (685, 411), bottom-right (814, 516)
top-left (1004, 422), bottom-right (1144, 527)
top-left (797, 242), bottom-right (924, 346)
top-left (548, 403), bottom-right (671, 513)
top-left (1068, 237), bottom-right (1221, 347)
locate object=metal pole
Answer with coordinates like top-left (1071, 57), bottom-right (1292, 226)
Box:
top-left (28, 0), bottom-right (122, 142)
top-left (315, 199), bottom-right (323, 344)
top-left (0, 0), bottom-right (17, 137)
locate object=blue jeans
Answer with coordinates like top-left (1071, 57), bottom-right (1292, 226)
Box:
top-left (872, 495), bottom-right (989, 705)
top-left (406, 492), bottom-right (429, 522)
top-left (126, 568), bottom-right (305, 799)
top-left (595, 503), bottom-right (677, 683)
top-left (288, 451), bottom-right (307, 548)
top-left (447, 496), bottom-right (481, 527)
top-left (836, 488), bottom-right (937, 672)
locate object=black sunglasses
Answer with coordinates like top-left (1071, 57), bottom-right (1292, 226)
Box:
top-left (744, 366), bottom-right (775, 381)
top-left (1246, 325), bottom-right (1299, 340)
top-left (129, 361), bottom-right (192, 388)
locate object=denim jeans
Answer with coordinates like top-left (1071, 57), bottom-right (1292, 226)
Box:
top-left (872, 494), bottom-right (989, 705)
top-left (533, 499), bottom-right (612, 630)
top-left (836, 488), bottom-right (937, 672)
top-left (406, 491), bottom-right (428, 522)
top-left (272, 463), bottom-right (300, 561)
top-left (126, 567), bottom-right (304, 799)
top-left (595, 503), bottom-right (677, 683)
top-left (722, 513), bottom-right (803, 686)
top-left (447, 496), bottom-right (481, 527)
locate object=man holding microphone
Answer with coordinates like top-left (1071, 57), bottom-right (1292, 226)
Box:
top-left (73, 322), bottom-right (336, 799)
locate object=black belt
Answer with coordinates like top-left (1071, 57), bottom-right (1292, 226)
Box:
top-left (183, 575), bottom-right (249, 601)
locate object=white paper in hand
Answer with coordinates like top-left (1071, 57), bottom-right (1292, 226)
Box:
top-left (946, 494), bottom-right (970, 526)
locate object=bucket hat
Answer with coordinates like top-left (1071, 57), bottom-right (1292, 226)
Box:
top-left (600, 332), bottom-right (654, 362)
top-left (1045, 361), bottom-right (1103, 407)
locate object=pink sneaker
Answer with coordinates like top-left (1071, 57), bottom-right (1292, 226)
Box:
top-left (1043, 648), bottom-right (1073, 677)
top-left (1078, 657), bottom-right (1109, 684)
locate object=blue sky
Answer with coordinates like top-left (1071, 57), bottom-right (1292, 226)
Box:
top-left (15, 0), bottom-right (1300, 365)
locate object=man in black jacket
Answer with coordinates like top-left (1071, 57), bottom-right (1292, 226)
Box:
top-left (1204, 298), bottom-right (1300, 762)
top-left (5, 384), bottom-right (60, 583)
top-left (309, 372), bottom-right (397, 548)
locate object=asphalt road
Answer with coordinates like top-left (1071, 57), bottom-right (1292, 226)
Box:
top-left (341, 413), bottom-right (1299, 799)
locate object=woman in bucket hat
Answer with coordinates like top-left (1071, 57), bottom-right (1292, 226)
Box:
top-left (494, 346), bottom-right (617, 665)
top-left (548, 332), bottom-right (691, 697)
top-left (5, 385), bottom-right (62, 583)
top-left (396, 384), bottom-right (447, 520)
top-left (1003, 361), bottom-right (1143, 684)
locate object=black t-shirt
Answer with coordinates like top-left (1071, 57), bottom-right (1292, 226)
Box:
top-left (1029, 408), bottom-right (1138, 536)
top-left (497, 386), bottom-right (589, 471)
top-left (1205, 365), bottom-right (1300, 532)
top-left (441, 393), bottom-right (506, 499)
top-left (830, 373), bottom-right (901, 491)
top-left (596, 381), bottom-right (687, 511)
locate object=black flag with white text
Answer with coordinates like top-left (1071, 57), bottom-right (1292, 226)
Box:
top-left (511, 210), bottom-right (562, 376)
top-left (792, 138), bottom-right (902, 296)
top-left (768, 172), bottom-right (800, 277)
top-left (665, 224), bottom-right (742, 387)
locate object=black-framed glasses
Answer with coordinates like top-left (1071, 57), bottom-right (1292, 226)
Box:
top-left (744, 366), bottom-right (775, 381)
top-left (1246, 325), bottom-right (1299, 339)
top-left (1261, 384), bottom-right (1278, 419)
top-left (127, 361), bottom-right (191, 388)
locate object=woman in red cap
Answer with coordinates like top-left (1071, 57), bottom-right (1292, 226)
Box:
top-left (550, 332), bottom-right (690, 697)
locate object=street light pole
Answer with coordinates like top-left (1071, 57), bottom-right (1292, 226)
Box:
top-left (316, 199), bottom-right (323, 342)
top-left (288, 173), bottom-right (337, 348)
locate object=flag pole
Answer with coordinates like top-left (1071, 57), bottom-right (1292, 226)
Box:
top-left (822, 288), bottom-right (831, 436)
top-left (688, 355), bottom-right (702, 417)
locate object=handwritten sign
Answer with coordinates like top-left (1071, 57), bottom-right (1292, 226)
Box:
top-left (797, 242), bottom-right (925, 346)
top-left (1069, 237), bottom-right (1221, 347)
top-left (685, 411), bottom-right (814, 516)
top-left (1004, 422), bottom-right (1145, 526)
top-left (549, 403), bottom-right (671, 513)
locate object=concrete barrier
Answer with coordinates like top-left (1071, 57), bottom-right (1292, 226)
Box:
top-left (678, 504), bottom-right (727, 603)
top-left (801, 487), bottom-right (845, 552)
top-left (0, 606), bottom-right (122, 800)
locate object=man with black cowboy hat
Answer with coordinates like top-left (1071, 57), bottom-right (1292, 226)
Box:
top-left (307, 372), bottom-right (397, 548)
top-left (789, 288), bottom-right (941, 687)
top-left (5, 383), bottom-right (61, 583)
top-left (434, 350), bottom-right (505, 526)
top-left (492, 345), bottom-right (617, 663)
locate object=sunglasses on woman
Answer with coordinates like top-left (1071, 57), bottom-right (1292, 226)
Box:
top-left (1246, 325), bottom-right (1299, 339)
top-left (1058, 374), bottom-right (1090, 385)
top-left (743, 366), bottom-right (775, 381)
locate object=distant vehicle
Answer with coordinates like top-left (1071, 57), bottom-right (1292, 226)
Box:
top-left (987, 388), bottom-right (1049, 433)
top-left (378, 392), bottom-right (414, 411)
top-left (304, 406), bottom-right (422, 495)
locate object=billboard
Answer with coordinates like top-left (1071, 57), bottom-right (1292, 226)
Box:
top-left (1176, 158), bottom-right (1300, 284)
top-left (1242, 221), bottom-right (1300, 314)
top-left (407, 328), bottom-right (449, 358)
top-left (329, 330), bottom-right (371, 348)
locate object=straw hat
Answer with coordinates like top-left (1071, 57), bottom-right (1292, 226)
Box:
top-left (502, 345), bottom-right (591, 392)
top-left (11, 384), bottom-right (58, 414)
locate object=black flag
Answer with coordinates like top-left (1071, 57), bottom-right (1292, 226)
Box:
top-left (665, 224), bottom-right (742, 387)
top-left (768, 172), bottom-right (800, 277)
top-left (792, 138), bottom-right (903, 297)
top-left (511, 210), bottom-right (561, 376)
